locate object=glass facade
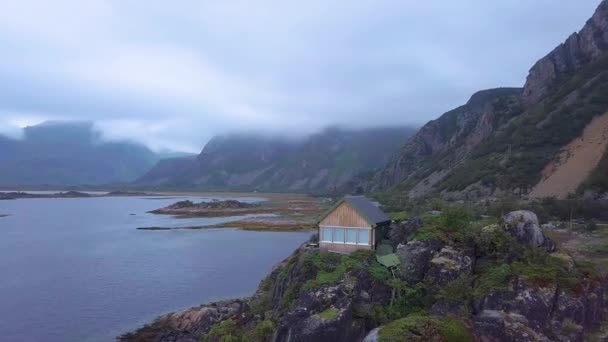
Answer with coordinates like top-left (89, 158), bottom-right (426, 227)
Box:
top-left (346, 229), bottom-right (357, 244)
top-left (320, 226), bottom-right (371, 245)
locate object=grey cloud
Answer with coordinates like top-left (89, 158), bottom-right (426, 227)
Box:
top-left (0, 0), bottom-right (600, 151)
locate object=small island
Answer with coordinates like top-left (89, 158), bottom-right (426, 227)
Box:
top-left (0, 191), bottom-right (92, 200)
top-left (148, 199), bottom-right (264, 217)
top-left (145, 196), bottom-right (324, 231)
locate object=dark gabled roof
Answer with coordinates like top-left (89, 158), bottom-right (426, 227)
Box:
top-left (319, 195), bottom-right (390, 226)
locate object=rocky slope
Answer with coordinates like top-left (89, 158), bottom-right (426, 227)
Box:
top-left (0, 121), bottom-right (190, 186)
top-left (368, 0), bottom-right (608, 199)
top-left (137, 127), bottom-right (415, 193)
top-left (120, 209), bottom-right (608, 342)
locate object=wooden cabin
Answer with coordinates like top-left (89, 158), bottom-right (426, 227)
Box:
top-left (318, 196), bottom-right (391, 254)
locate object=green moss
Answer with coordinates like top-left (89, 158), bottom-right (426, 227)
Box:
top-left (473, 263), bottom-right (513, 299)
top-left (437, 317), bottom-right (472, 342)
top-left (378, 315), bottom-right (471, 342)
top-left (389, 211), bottom-right (411, 222)
top-left (303, 250), bottom-right (389, 289)
top-left (245, 320), bottom-right (275, 342)
top-left (313, 307), bottom-right (338, 321)
top-left (379, 315), bottom-right (437, 342)
top-left (511, 251), bottom-right (578, 289)
top-left (201, 320), bottom-right (242, 342)
top-left (411, 225), bottom-right (444, 242)
top-left (436, 275), bottom-right (472, 309)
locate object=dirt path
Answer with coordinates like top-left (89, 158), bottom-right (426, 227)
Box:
top-left (530, 111), bottom-right (608, 199)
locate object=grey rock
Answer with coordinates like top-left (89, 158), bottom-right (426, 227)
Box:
top-left (362, 327), bottom-right (379, 342)
top-left (523, 0), bottom-right (608, 104)
top-left (425, 246), bottom-right (474, 286)
top-left (388, 217), bottom-right (422, 246)
top-left (502, 210), bottom-right (555, 251)
top-left (395, 240), bottom-right (442, 284)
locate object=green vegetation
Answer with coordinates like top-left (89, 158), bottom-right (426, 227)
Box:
top-left (473, 263), bottom-right (513, 299)
top-left (303, 250), bottom-right (390, 289)
top-left (202, 320), bottom-right (242, 342)
top-left (202, 319), bottom-right (275, 342)
top-left (409, 206), bottom-right (472, 244)
top-left (436, 275), bottom-right (473, 310)
top-left (378, 314), bottom-right (471, 342)
top-left (426, 54), bottom-right (608, 193)
top-left (313, 308), bottom-right (338, 321)
top-left (246, 320), bottom-right (275, 342)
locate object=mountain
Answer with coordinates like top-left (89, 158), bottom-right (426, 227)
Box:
top-left (369, 0), bottom-right (608, 199)
top-left (137, 127), bottom-right (416, 193)
top-left (0, 121), bottom-right (185, 186)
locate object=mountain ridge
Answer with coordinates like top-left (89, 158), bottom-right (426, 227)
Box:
top-left (366, 0), bottom-right (608, 199)
top-left (137, 126), bottom-right (417, 193)
top-left (0, 121), bottom-right (191, 186)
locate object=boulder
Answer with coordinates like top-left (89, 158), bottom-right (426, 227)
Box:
top-left (388, 217), bottom-right (422, 246)
top-left (395, 240), bottom-right (442, 284)
top-left (502, 210), bottom-right (555, 251)
top-left (274, 283), bottom-right (366, 342)
top-left (425, 246), bottom-right (474, 286)
top-left (474, 310), bottom-right (552, 342)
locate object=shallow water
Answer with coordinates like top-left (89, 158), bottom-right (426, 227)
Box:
top-left (0, 196), bottom-right (311, 341)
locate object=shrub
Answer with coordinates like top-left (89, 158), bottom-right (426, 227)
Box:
top-left (245, 320), bottom-right (275, 342)
top-left (436, 275), bottom-right (473, 309)
top-left (473, 263), bottom-right (513, 299)
top-left (202, 320), bottom-right (242, 342)
top-left (378, 315), bottom-right (471, 342)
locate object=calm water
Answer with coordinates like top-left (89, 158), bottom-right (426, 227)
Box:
top-left (0, 196), bottom-right (312, 342)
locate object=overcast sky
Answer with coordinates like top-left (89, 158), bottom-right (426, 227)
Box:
top-left (0, 0), bottom-right (600, 152)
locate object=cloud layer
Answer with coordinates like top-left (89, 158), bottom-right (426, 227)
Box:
top-left (0, 0), bottom-right (599, 152)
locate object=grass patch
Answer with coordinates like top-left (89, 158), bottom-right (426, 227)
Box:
top-left (313, 308), bottom-right (338, 321)
top-left (303, 250), bottom-right (390, 289)
top-left (473, 263), bottom-right (513, 299)
top-left (378, 315), bottom-right (471, 342)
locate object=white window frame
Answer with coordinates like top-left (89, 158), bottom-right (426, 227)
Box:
top-left (319, 226), bottom-right (372, 246)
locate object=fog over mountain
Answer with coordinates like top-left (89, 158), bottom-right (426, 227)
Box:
top-left (0, 0), bottom-right (599, 152)
top-left (0, 121), bottom-right (193, 186)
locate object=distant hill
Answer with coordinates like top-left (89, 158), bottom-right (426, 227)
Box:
top-left (0, 121), bottom-right (193, 186)
top-left (136, 127), bottom-right (416, 193)
top-left (367, 0), bottom-right (608, 199)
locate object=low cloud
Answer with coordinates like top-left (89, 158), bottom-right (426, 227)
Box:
top-left (0, 0), bottom-right (600, 152)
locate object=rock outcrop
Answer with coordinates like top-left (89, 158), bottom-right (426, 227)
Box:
top-left (523, 0), bottom-right (608, 104)
top-left (396, 240), bottom-right (442, 284)
top-left (122, 210), bottom-right (607, 342)
top-left (502, 210), bottom-right (555, 251)
top-left (365, 0), bottom-right (608, 199)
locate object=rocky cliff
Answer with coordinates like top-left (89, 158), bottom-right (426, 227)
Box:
top-left (523, 0), bottom-right (608, 104)
top-left (137, 127), bottom-right (415, 193)
top-left (120, 209), bottom-right (608, 342)
top-left (369, 0), bottom-right (608, 199)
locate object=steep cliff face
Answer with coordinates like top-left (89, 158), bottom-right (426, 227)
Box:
top-left (370, 88), bottom-right (523, 196)
top-left (523, 0), bottom-right (608, 104)
top-left (370, 0), bottom-right (608, 199)
top-left (138, 127), bottom-right (415, 193)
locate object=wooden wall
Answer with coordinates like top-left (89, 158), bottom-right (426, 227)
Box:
top-left (320, 203), bottom-right (371, 228)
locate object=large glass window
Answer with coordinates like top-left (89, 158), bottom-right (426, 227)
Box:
top-left (346, 229), bottom-right (357, 244)
top-left (321, 227), bottom-right (332, 242)
top-left (333, 228), bottom-right (345, 243)
top-left (358, 230), bottom-right (370, 245)
top-left (321, 227), bottom-right (371, 245)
